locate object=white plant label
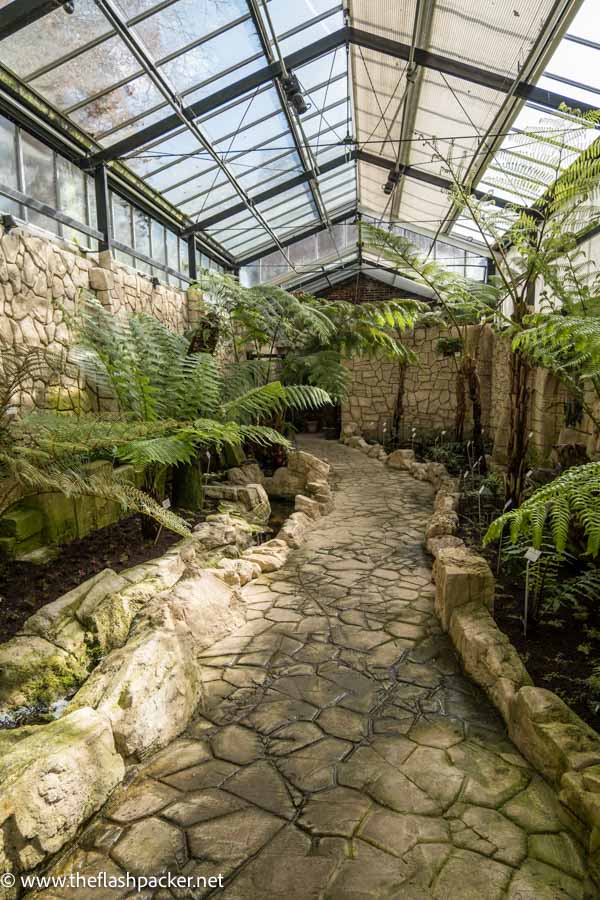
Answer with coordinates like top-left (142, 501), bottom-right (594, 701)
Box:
top-left (162, 498), bottom-right (171, 509)
top-left (524, 547), bottom-right (542, 563)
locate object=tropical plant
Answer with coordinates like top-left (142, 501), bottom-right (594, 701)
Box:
top-left (197, 269), bottom-right (420, 423)
top-left (0, 340), bottom-right (191, 536)
top-left (364, 223), bottom-right (498, 468)
top-left (484, 461), bottom-right (600, 557)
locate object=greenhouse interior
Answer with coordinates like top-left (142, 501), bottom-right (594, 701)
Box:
top-left (2, 0), bottom-right (600, 896)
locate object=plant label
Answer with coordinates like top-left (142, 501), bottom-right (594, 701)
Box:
top-left (162, 498), bottom-right (172, 509)
top-left (524, 547), bottom-right (542, 563)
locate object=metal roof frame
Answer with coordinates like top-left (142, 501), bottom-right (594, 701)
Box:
top-left (0, 0), bottom-right (598, 270)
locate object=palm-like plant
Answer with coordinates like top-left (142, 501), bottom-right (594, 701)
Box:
top-left (367, 108), bottom-right (600, 501)
top-left (69, 295), bottom-right (329, 456)
top-left (0, 340), bottom-right (192, 536)
top-left (485, 461), bottom-right (600, 557)
top-left (364, 223), bottom-right (499, 466)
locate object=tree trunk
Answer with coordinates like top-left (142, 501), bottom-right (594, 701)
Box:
top-left (172, 461), bottom-right (204, 512)
top-left (140, 464), bottom-right (167, 539)
top-left (465, 356), bottom-right (487, 475)
top-left (506, 349), bottom-right (530, 504)
top-left (392, 361), bottom-right (407, 448)
top-left (455, 368), bottom-right (466, 443)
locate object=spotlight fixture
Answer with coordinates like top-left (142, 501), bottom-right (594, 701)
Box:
top-left (63, 1), bottom-right (75, 13)
top-left (151, 276), bottom-right (160, 288)
top-left (281, 72), bottom-right (309, 117)
top-left (1, 214), bottom-right (18, 233)
top-left (382, 170), bottom-right (401, 195)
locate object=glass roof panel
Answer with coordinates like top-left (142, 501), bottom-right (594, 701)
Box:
top-left (70, 76), bottom-right (164, 138)
top-left (278, 8), bottom-right (344, 55)
top-left (130, 0), bottom-right (249, 57)
top-left (265, 0), bottom-right (341, 36)
top-left (0, 0), bottom-right (110, 78)
top-left (542, 40), bottom-right (600, 95)
top-left (29, 35), bottom-right (140, 111)
top-left (157, 18), bottom-right (263, 94)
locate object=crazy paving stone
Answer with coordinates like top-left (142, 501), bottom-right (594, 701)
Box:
top-left (39, 439), bottom-right (593, 897)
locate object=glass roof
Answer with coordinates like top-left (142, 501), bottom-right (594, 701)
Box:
top-left (0, 0), bottom-right (598, 265)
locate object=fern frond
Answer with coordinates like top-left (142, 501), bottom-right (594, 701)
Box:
top-left (485, 463), bottom-right (600, 556)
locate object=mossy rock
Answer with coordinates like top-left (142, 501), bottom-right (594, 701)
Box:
top-left (0, 635), bottom-right (87, 713)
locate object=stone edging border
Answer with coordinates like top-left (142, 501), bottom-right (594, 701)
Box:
top-left (0, 449), bottom-right (334, 889)
top-left (340, 429), bottom-right (600, 881)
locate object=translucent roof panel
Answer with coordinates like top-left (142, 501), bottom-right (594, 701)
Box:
top-left (0, 0), bottom-right (597, 266)
top-left (427, 0), bottom-right (559, 78)
top-left (352, 48), bottom-right (408, 162)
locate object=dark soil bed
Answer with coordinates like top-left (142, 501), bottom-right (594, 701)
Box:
top-left (458, 488), bottom-right (600, 733)
top-left (0, 497), bottom-right (294, 646)
top-left (0, 513), bottom-right (192, 645)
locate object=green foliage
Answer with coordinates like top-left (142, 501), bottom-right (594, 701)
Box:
top-left (436, 336), bottom-right (463, 358)
top-left (485, 462), bottom-right (600, 556)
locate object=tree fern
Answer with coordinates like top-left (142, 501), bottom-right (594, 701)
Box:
top-left (485, 462), bottom-right (600, 556)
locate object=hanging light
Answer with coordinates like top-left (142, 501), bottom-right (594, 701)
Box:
top-left (383, 170), bottom-right (401, 195)
top-left (281, 72), bottom-right (309, 117)
top-left (1, 214), bottom-right (18, 233)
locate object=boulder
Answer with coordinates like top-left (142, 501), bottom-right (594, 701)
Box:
top-left (510, 687), bottom-right (600, 785)
top-left (192, 513), bottom-right (253, 552)
top-left (205, 483), bottom-right (271, 525)
top-left (433, 546), bottom-right (494, 631)
top-left (0, 708), bottom-right (123, 874)
top-left (132, 571), bottom-right (244, 653)
top-left (341, 422), bottom-right (361, 440)
top-left (426, 534), bottom-right (466, 559)
top-left (295, 494), bottom-right (322, 521)
top-left (69, 628), bottom-right (198, 760)
top-left (434, 491), bottom-right (460, 514)
top-left (0, 635), bottom-right (87, 717)
top-left (278, 511), bottom-right (312, 549)
top-left (367, 443), bottom-right (383, 458)
top-left (217, 557), bottom-right (261, 586)
top-left (243, 538), bottom-right (289, 572)
top-left (449, 603), bottom-right (532, 723)
top-left (237, 483), bottom-right (271, 525)
top-left (288, 449), bottom-right (329, 482)
top-left (227, 463), bottom-right (265, 486)
top-left (386, 449), bottom-right (416, 470)
top-left (426, 509), bottom-right (460, 539)
top-left (347, 436), bottom-right (369, 450)
top-left (76, 574), bottom-right (162, 654)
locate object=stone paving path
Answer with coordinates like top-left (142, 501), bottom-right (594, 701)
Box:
top-left (42, 440), bottom-right (592, 899)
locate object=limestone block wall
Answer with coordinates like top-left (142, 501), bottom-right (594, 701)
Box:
top-left (342, 322), bottom-right (599, 462)
top-left (0, 225), bottom-right (190, 413)
top-left (342, 324), bottom-right (492, 441)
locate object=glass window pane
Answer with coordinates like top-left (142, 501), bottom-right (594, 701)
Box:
top-left (0, 116), bottom-right (20, 218)
top-left (21, 132), bottom-right (57, 234)
top-left (87, 176), bottom-right (98, 231)
top-left (179, 238), bottom-right (190, 279)
top-left (112, 194), bottom-right (133, 245)
top-left (57, 156), bottom-right (86, 240)
top-left (151, 220), bottom-right (166, 265)
top-left (166, 229), bottom-right (181, 286)
top-left (133, 208), bottom-right (150, 256)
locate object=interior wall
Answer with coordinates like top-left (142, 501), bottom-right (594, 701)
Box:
top-left (317, 275), bottom-right (599, 461)
top-left (0, 225), bottom-right (190, 413)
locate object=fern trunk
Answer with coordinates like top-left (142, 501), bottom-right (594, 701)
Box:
top-left (455, 368), bottom-right (466, 443)
top-left (392, 361), bottom-right (407, 447)
top-left (172, 461), bottom-right (204, 512)
top-left (465, 356), bottom-right (487, 475)
top-left (506, 350), bottom-right (530, 505)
